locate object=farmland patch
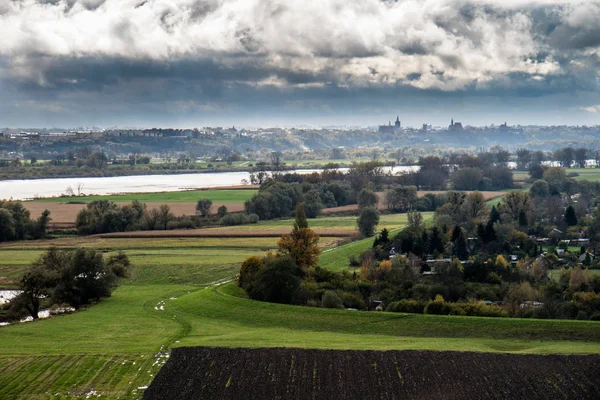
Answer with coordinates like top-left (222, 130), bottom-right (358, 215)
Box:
top-left (144, 347), bottom-right (600, 400)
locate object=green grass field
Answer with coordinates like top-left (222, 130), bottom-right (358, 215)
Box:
top-left (567, 168), bottom-right (600, 182)
top-left (1, 212), bottom-right (600, 399)
top-left (32, 189), bottom-right (257, 203)
top-left (549, 269), bottom-right (600, 281)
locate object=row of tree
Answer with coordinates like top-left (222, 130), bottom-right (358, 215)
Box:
top-left (1, 248), bottom-right (130, 322)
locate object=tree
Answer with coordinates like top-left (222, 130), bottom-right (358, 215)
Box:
top-left (19, 266), bottom-right (55, 319)
top-left (251, 256), bottom-right (301, 304)
top-left (238, 256), bottom-right (264, 294)
top-left (303, 190), bottom-right (324, 218)
top-left (453, 229), bottom-right (468, 260)
top-left (451, 167), bottom-right (484, 190)
top-left (358, 188), bottom-right (378, 209)
top-left (144, 208), bottom-right (160, 230)
top-left (357, 207), bottom-right (379, 237)
top-left (564, 205), bottom-right (578, 226)
top-left (461, 191), bottom-right (489, 223)
top-left (0, 209), bottom-right (15, 242)
top-left (529, 180), bottom-right (550, 198)
top-left (270, 151), bottom-right (284, 178)
top-left (490, 205), bottom-right (500, 224)
top-left (499, 191), bottom-right (532, 224)
top-left (417, 156), bottom-right (449, 189)
top-left (516, 148), bottom-right (532, 170)
top-left (386, 186), bottom-right (417, 212)
top-left (406, 210), bottom-right (424, 234)
top-left (158, 204), bottom-right (174, 230)
top-left (217, 205), bottom-right (228, 218)
top-left (543, 167), bottom-right (567, 192)
top-left (322, 290), bottom-right (344, 309)
top-left (52, 248), bottom-right (118, 309)
top-left (196, 199), bottom-right (213, 217)
top-left (11, 248), bottom-right (120, 316)
top-left (574, 148), bottom-right (588, 168)
top-left (428, 226), bottom-right (445, 254)
top-left (277, 204), bottom-right (321, 269)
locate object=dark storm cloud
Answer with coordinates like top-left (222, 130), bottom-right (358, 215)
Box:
top-left (0, 0), bottom-right (599, 126)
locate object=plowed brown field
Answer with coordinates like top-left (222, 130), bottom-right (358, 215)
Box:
top-left (144, 347), bottom-right (600, 400)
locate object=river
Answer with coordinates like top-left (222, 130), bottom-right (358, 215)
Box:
top-left (0, 166), bottom-right (418, 200)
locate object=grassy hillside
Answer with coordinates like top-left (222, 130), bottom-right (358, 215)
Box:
top-left (1, 212), bottom-right (600, 399)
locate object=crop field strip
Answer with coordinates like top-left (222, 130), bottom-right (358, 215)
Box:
top-left (0, 235), bottom-right (341, 287)
top-left (144, 347), bottom-right (600, 400)
top-left (29, 188), bottom-right (259, 203)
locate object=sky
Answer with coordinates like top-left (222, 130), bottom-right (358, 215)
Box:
top-left (0, 0), bottom-right (600, 129)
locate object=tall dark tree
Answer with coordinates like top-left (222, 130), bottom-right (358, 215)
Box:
top-left (453, 230), bottom-right (469, 260)
top-left (451, 225), bottom-right (462, 242)
top-left (564, 205), bottom-right (578, 226)
top-left (518, 209), bottom-right (528, 227)
top-left (490, 206), bottom-right (500, 224)
top-left (357, 207), bottom-right (380, 237)
top-left (428, 226), bottom-right (444, 254)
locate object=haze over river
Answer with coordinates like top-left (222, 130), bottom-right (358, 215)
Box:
top-left (1, 167), bottom-right (417, 200)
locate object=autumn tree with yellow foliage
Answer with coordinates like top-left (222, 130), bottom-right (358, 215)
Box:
top-left (277, 204), bottom-right (321, 270)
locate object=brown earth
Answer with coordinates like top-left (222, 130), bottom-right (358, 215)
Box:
top-left (144, 347), bottom-right (600, 400)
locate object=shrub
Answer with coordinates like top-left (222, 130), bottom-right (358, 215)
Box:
top-left (386, 299), bottom-right (425, 314)
top-left (321, 290), bottom-right (344, 309)
top-left (424, 294), bottom-right (449, 315)
top-left (348, 255), bottom-right (360, 267)
top-left (217, 205), bottom-right (228, 218)
top-left (220, 213), bottom-right (260, 226)
top-left (338, 291), bottom-right (365, 309)
top-left (238, 256), bottom-right (264, 292)
top-left (447, 301), bottom-right (507, 317)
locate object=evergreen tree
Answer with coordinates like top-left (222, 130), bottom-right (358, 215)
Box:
top-left (490, 205), bottom-right (500, 223)
top-left (453, 230), bottom-right (469, 260)
top-left (518, 209), bottom-right (528, 227)
top-left (485, 220), bottom-right (497, 243)
top-left (564, 205), bottom-right (578, 226)
top-left (451, 225), bottom-right (462, 242)
top-left (428, 226), bottom-right (444, 254)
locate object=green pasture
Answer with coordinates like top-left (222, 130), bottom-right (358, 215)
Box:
top-left (2, 211), bottom-right (600, 399)
top-left (212, 212), bottom-right (432, 232)
top-left (32, 189), bottom-right (257, 203)
top-left (568, 168), bottom-right (600, 182)
top-left (549, 269), bottom-right (600, 281)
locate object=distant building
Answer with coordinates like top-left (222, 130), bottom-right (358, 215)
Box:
top-left (448, 118), bottom-right (463, 131)
top-left (499, 122), bottom-right (510, 132)
top-left (378, 116), bottom-right (401, 134)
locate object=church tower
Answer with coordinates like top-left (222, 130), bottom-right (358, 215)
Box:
top-left (395, 116), bottom-right (401, 129)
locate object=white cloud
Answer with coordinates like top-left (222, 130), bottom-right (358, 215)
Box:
top-left (581, 104), bottom-right (600, 113)
top-left (0, 0), bottom-right (596, 91)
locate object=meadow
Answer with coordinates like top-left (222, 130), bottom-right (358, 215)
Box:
top-left (1, 212), bottom-right (600, 399)
top-left (32, 188), bottom-right (257, 203)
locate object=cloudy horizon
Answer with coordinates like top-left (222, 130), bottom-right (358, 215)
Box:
top-left (1, 0), bottom-right (599, 128)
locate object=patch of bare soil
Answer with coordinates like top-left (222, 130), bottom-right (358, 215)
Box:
top-left (144, 347), bottom-right (600, 400)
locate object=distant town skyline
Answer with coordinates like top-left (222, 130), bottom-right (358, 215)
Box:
top-left (1, 0), bottom-right (599, 128)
